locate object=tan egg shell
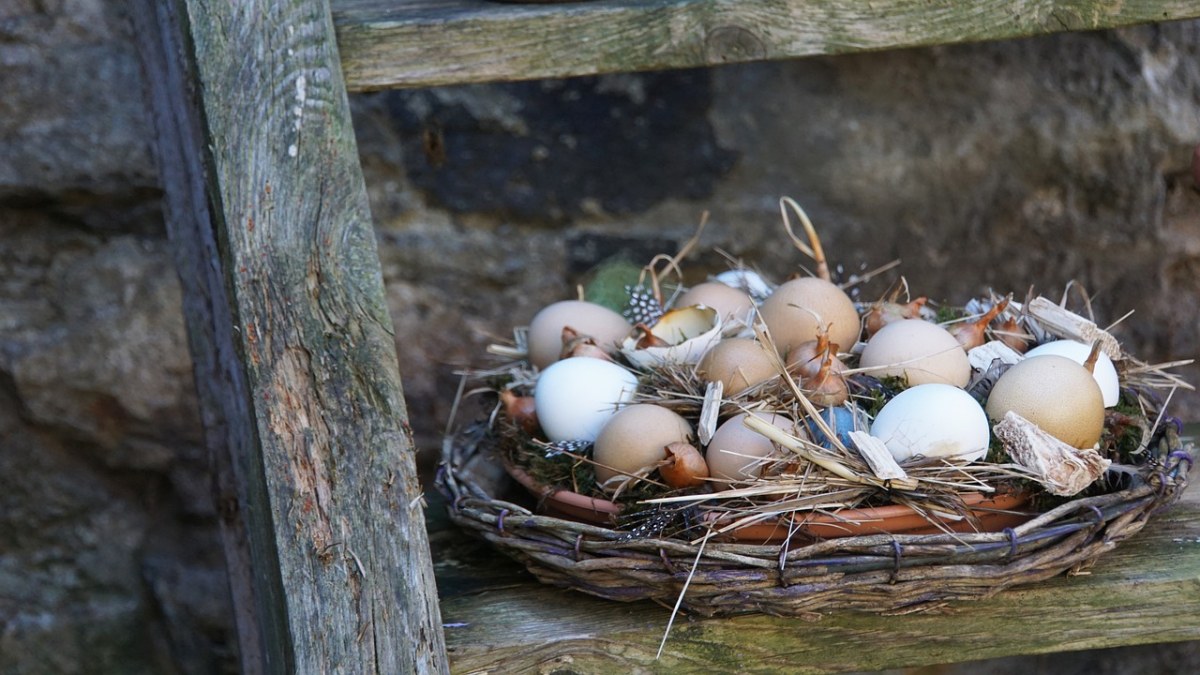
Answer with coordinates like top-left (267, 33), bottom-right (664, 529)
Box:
top-left (527, 300), bottom-right (632, 369)
top-left (696, 337), bottom-right (779, 396)
top-left (706, 411), bottom-right (801, 487)
top-left (985, 354), bottom-right (1105, 449)
top-left (675, 282), bottom-right (754, 323)
top-left (593, 404), bottom-right (693, 483)
top-left (860, 319), bottom-right (971, 387)
top-left (758, 277), bottom-right (860, 357)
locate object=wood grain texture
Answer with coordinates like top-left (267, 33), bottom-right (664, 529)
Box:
top-left (435, 481), bottom-right (1200, 673)
top-left (133, 1), bottom-right (447, 672)
top-left (333, 0), bottom-right (1200, 91)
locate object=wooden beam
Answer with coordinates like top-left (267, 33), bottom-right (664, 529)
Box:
top-left (132, 1), bottom-right (447, 672)
top-left (435, 481), bottom-right (1200, 673)
top-left (333, 0), bottom-right (1200, 91)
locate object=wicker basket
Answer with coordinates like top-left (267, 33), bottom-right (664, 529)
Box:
top-left (438, 421), bottom-right (1193, 616)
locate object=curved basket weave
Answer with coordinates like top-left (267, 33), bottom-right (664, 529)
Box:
top-left (438, 423), bottom-right (1193, 616)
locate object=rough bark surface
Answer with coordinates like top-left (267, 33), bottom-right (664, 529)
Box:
top-left (130, 0), bottom-right (446, 672)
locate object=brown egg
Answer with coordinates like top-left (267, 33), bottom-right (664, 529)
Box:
top-left (859, 319), bottom-right (971, 387)
top-left (593, 404), bottom-right (693, 483)
top-left (526, 300), bottom-right (632, 369)
top-left (758, 277), bottom-right (860, 357)
top-left (985, 355), bottom-right (1105, 449)
top-left (696, 338), bottom-right (779, 396)
top-left (706, 412), bottom-right (800, 488)
top-left (675, 282), bottom-right (754, 324)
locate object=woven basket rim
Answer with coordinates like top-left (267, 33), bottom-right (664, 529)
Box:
top-left (439, 421), bottom-right (1194, 616)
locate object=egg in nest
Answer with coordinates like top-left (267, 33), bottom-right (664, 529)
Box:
top-left (593, 404), bottom-right (693, 483)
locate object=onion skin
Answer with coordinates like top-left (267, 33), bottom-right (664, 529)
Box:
top-left (785, 332), bottom-right (830, 380)
top-left (864, 297), bottom-right (927, 338)
top-left (660, 442), bottom-right (709, 488)
top-left (499, 389), bottom-right (539, 435)
top-left (993, 316), bottom-right (1033, 353)
top-left (950, 297), bottom-right (1010, 351)
top-left (802, 344), bottom-right (849, 407)
top-left (788, 336), bottom-right (848, 407)
top-left (632, 323), bottom-right (670, 350)
top-left (560, 326), bottom-right (615, 361)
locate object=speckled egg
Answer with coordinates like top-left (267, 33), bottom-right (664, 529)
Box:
top-left (1024, 340), bottom-right (1120, 407)
top-left (985, 354), bottom-right (1105, 449)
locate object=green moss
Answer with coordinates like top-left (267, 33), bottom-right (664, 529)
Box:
top-left (581, 260), bottom-right (645, 313)
top-left (934, 303), bottom-right (963, 323)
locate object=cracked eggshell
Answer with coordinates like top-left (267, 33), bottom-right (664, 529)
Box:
top-left (534, 357), bottom-right (639, 443)
top-left (860, 319), bottom-right (971, 387)
top-left (527, 300), bottom-right (632, 369)
top-left (1024, 340), bottom-right (1120, 407)
top-left (621, 306), bottom-right (721, 368)
top-left (593, 404), bottom-right (693, 483)
top-left (706, 411), bottom-right (800, 487)
top-left (870, 384), bottom-right (990, 463)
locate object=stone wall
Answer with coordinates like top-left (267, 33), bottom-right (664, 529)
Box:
top-left (1, 0), bottom-right (1197, 672)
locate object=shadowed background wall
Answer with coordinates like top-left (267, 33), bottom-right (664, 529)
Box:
top-left (1, 1), bottom-right (1197, 671)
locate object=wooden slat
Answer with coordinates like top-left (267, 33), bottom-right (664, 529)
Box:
top-left (132, 1), bottom-right (448, 672)
top-left (434, 480), bottom-right (1200, 673)
top-left (333, 0), bottom-right (1200, 91)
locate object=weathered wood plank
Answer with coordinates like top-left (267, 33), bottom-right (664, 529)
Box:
top-left (435, 479), bottom-right (1199, 673)
top-left (132, 1), bottom-right (447, 672)
top-left (333, 0), bottom-right (1200, 91)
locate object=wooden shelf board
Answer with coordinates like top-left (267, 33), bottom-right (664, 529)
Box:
top-left (333, 0), bottom-right (1200, 91)
top-left (430, 477), bottom-right (1200, 673)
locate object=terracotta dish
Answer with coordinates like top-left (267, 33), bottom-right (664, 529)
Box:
top-left (503, 460), bottom-right (1032, 542)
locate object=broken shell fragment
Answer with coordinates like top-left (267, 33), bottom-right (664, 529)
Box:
top-left (621, 305), bottom-right (722, 368)
top-left (994, 411), bottom-right (1110, 496)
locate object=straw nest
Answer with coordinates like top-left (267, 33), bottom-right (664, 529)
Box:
top-left (438, 200), bottom-right (1195, 616)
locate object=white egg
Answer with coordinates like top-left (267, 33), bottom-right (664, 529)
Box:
top-left (534, 358), bottom-right (639, 443)
top-left (869, 384), bottom-right (991, 463)
top-left (1024, 340), bottom-right (1120, 407)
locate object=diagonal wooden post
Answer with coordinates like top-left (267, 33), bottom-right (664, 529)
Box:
top-left (132, 1), bottom-right (447, 672)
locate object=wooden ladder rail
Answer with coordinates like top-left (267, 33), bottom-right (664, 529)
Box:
top-left (133, 1), bottom-right (447, 672)
top-left (132, 0), bottom-right (1200, 673)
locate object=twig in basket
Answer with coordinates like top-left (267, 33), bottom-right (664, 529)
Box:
top-left (657, 533), bottom-right (710, 660)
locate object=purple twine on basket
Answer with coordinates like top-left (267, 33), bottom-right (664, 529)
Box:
top-left (1165, 416), bottom-right (1184, 434)
top-left (1169, 450), bottom-right (1193, 473)
top-left (891, 540), bottom-right (903, 578)
top-left (658, 548), bottom-right (677, 574)
top-left (574, 534), bottom-right (583, 562)
top-left (1087, 505), bottom-right (1105, 525)
top-left (497, 508), bottom-right (509, 533)
top-left (1003, 527), bottom-right (1019, 557)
